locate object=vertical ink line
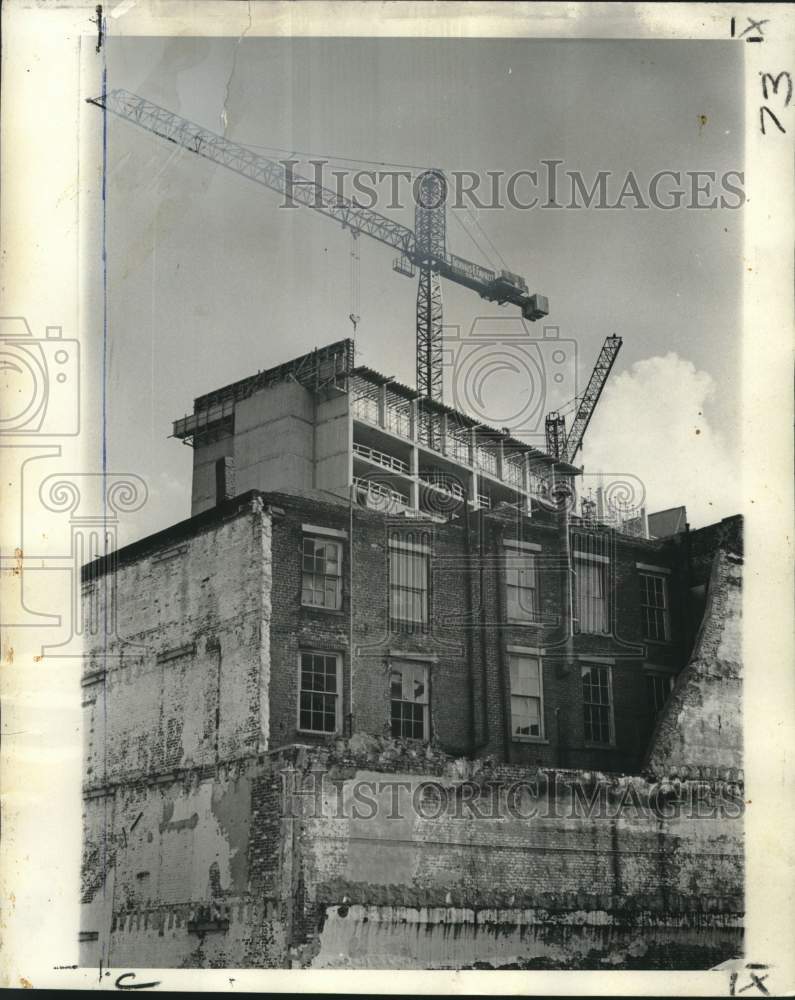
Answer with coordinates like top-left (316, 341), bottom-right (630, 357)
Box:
top-left (101, 63), bottom-right (108, 546)
top-left (99, 20), bottom-right (111, 969)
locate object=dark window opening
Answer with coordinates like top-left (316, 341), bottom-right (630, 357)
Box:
top-left (299, 652), bottom-right (339, 733)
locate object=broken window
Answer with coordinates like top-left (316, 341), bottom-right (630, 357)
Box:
top-left (582, 662), bottom-right (614, 745)
top-left (509, 653), bottom-right (544, 739)
top-left (298, 651), bottom-right (340, 733)
top-left (640, 572), bottom-right (670, 641)
top-left (390, 662), bottom-right (429, 740)
top-left (301, 536), bottom-right (342, 610)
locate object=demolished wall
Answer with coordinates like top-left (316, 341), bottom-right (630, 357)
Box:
top-left (645, 548), bottom-right (743, 775)
top-left (292, 538), bottom-right (745, 970)
top-left (286, 738), bottom-right (744, 970)
top-left (85, 740), bottom-right (743, 970)
top-left (80, 505), bottom-right (744, 970)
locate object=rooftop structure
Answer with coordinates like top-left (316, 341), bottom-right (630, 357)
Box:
top-left (172, 339), bottom-right (648, 535)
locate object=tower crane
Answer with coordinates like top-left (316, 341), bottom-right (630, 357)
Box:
top-left (545, 334), bottom-right (622, 464)
top-left (87, 89), bottom-right (549, 404)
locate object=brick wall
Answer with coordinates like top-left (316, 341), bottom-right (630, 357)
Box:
top-left (80, 491), bottom-right (743, 969)
top-left (263, 490), bottom-right (697, 772)
top-left (280, 738), bottom-right (744, 970)
top-left (81, 489), bottom-right (738, 788)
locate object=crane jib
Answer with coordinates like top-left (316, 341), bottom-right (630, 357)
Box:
top-left (563, 335), bottom-right (623, 462)
top-left (89, 90), bottom-right (416, 256)
top-left (88, 87), bottom-right (551, 405)
top-left (87, 89), bottom-right (547, 314)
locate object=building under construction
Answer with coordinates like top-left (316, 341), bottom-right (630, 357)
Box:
top-left (79, 338), bottom-right (744, 970)
top-left (79, 89), bottom-right (744, 972)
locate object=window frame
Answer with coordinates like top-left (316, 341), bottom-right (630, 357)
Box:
top-left (388, 537), bottom-right (431, 632)
top-left (301, 534), bottom-right (344, 611)
top-left (389, 659), bottom-right (430, 742)
top-left (573, 555), bottom-right (610, 635)
top-left (580, 660), bottom-right (616, 747)
top-left (296, 650), bottom-right (343, 735)
top-left (646, 670), bottom-right (675, 716)
top-left (503, 542), bottom-right (542, 625)
top-left (639, 571), bottom-right (671, 643)
top-left (507, 647), bottom-right (546, 742)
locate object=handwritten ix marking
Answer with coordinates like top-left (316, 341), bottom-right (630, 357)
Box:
top-left (730, 16), bottom-right (769, 42)
top-left (729, 965), bottom-right (771, 996)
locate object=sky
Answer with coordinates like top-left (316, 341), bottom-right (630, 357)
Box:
top-left (99, 36), bottom-right (744, 538)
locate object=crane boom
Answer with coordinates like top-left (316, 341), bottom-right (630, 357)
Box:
top-left (545, 334), bottom-right (622, 463)
top-left (88, 89), bottom-right (416, 254)
top-left (88, 88), bottom-right (549, 401)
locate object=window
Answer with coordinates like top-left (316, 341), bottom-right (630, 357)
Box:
top-left (581, 663), bottom-right (614, 744)
top-left (302, 536), bottom-right (342, 609)
top-left (505, 547), bottom-right (539, 623)
top-left (509, 653), bottom-right (544, 739)
top-left (575, 558), bottom-right (608, 634)
top-left (647, 672), bottom-right (674, 715)
top-left (298, 652), bottom-right (341, 733)
top-left (390, 662), bottom-right (429, 740)
top-left (640, 573), bottom-right (670, 641)
top-left (389, 539), bottom-right (429, 630)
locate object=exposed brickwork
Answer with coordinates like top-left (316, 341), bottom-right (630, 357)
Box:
top-left (274, 734), bottom-right (743, 968)
top-left (276, 739), bottom-right (744, 969)
top-left (260, 489), bottom-right (699, 772)
top-left (80, 490), bottom-right (743, 968)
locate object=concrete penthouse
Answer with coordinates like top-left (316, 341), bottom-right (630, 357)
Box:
top-left (80, 339), bottom-right (744, 970)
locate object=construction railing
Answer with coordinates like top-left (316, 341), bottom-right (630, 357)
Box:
top-left (353, 476), bottom-right (410, 511)
top-left (353, 442), bottom-right (410, 476)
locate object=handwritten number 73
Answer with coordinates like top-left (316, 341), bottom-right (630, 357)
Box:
top-left (760, 72), bottom-right (792, 135)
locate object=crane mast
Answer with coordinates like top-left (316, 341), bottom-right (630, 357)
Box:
top-left (545, 334), bottom-right (623, 464)
top-left (88, 89), bottom-right (549, 404)
top-left (414, 170), bottom-right (446, 407)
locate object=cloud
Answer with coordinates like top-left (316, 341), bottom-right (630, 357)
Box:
top-left (581, 352), bottom-right (740, 530)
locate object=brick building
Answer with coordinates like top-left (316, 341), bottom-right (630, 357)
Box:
top-left (80, 340), bottom-right (744, 969)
